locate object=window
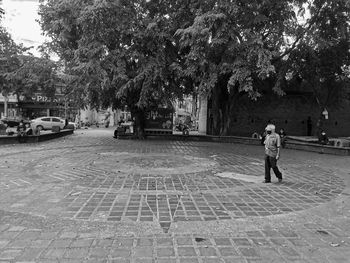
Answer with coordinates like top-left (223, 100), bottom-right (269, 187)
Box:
top-left (41, 118), bottom-right (50, 122)
top-left (52, 118), bottom-right (61, 122)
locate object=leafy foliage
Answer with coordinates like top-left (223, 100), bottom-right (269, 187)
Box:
top-left (38, 0), bottom-right (200, 111)
top-left (0, 8), bottom-right (25, 96)
top-left (284, 1), bottom-right (350, 115)
top-left (6, 56), bottom-right (59, 98)
top-left (38, 0), bottom-right (350, 135)
top-left (1, 5), bottom-right (59, 102)
top-left (0, 6), bottom-right (4, 21)
top-left (176, 0), bottom-right (349, 134)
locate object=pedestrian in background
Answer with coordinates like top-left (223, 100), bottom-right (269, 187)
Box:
top-left (307, 116), bottom-right (312, 136)
top-left (319, 130), bottom-right (329, 145)
top-left (264, 124), bottom-right (283, 183)
top-left (25, 123), bottom-right (33, 136)
top-left (279, 128), bottom-right (287, 148)
top-left (17, 120), bottom-right (26, 143)
top-left (118, 116), bottom-right (124, 126)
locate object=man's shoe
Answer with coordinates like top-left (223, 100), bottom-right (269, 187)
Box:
top-left (278, 178), bottom-right (283, 183)
top-left (263, 180), bottom-right (271, 183)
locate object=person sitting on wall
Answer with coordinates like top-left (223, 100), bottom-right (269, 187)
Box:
top-left (318, 130), bottom-right (329, 145)
top-left (279, 128), bottom-right (287, 148)
top-left (5, 123), bottom-right (14, 136)
top-left (0, 121), bottom-right (8, 135)
top-left (104, 118), bottom-right (110, 128)
top-left (17, 120), bottom-right (26, 143)
top-left (25, 123), bottom-right (33, 136)
top-left (33, 125), bottom-right (40, 135)
top-left (118, 117), bottom-right (124, 126)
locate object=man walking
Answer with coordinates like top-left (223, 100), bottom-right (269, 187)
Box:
top-left (264, 124), bottom-right (283, 183)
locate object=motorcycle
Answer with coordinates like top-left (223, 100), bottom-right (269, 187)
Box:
top-left (175, 123), bottom-right (189, 135)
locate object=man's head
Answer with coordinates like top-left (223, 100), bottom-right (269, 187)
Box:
top-left (265, 124), bottom-right (276, 135)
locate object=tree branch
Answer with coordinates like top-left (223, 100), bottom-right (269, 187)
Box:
top-left (273, 3), bottom-right (326, 62)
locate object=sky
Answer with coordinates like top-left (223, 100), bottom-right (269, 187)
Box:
top-left (1, 0), bottom-right (46, 56)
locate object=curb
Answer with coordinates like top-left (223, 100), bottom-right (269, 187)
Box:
top-left (0, 129), bottom-right (74, 145)
top-left (117, 134), bottom-right (350, 156)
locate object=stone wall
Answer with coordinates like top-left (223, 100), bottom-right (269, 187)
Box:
top-left (225, 94), bottom-right (350, 137)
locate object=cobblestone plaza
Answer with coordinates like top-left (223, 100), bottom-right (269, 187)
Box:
top-left (0, 129), bottom-right (349, 262)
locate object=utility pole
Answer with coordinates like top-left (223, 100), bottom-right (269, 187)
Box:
top-left (3, 92), bottom-right (8, 118)
top-left (64, 98), bottom-right (68, 119)
top-left (198, 95), bottom-right (208, 135)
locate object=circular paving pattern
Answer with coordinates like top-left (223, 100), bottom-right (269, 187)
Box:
top-left (0, 139), bottom-right (345, 233)
top-left (96, 152), bottom-right (216, 174)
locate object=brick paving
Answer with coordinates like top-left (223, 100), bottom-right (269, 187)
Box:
top-left (0, 128), bottom-right (350, 262)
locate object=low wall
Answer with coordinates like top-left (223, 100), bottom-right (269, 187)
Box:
top-left (285, 141), bottom-right (350, 156)
top-left (140, 134), bottom-right (350, 156)
top-left (0, 129), bottom-right (74, 145)
top-left (146, 134), bottom-right (262, 145)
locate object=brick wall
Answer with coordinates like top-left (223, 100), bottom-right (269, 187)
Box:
top-left (226, 94), bottom-right (350, 137)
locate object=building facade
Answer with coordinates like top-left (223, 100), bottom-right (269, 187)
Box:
top-left (174, 95), bottom-right (198, 130)
top-left (79, 107), bottom-right (121, 127)
top-left (0, 94), bottom-right (18, 119)
top-left (0, 93), bottom-right (79, 121)
top-left (18, 93), bottom-right (78, 121)
top-left (203, 91), bottom-right (350, 137)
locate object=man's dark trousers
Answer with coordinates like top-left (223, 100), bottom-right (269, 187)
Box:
top-left (265, 155), bottom-right (282, 182)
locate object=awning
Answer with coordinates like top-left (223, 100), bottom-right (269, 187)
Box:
top-left (19, 102), bottom-right (61, 109)
top-left (176, 109), bottom-right (191, 116)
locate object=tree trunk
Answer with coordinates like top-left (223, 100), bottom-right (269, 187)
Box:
top-left (191, 93), bottom-right (197, 120)
top-left (209, 80), bottom-right (243, 136)
top-left (221, 102), bottom-right (232, 135)
top-left (210, 80), bottom-right (232, 136)
top-left (211, 86), bottom-right (222, 135)
top-left (3, 93), bottom-right (8, 118)
top-left (198, 95), bottom-right (208, 135)
top-left (131, 108), bottom-right (145, 139)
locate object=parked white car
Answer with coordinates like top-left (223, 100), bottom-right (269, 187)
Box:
top-left (31, 117), bottom-right (66, 131)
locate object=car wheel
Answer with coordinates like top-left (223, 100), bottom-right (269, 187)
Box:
top-left (37, 125), bottom-right (43, 131)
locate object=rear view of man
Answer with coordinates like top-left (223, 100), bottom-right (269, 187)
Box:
top-left (264, 124), bottom-right (283, 183)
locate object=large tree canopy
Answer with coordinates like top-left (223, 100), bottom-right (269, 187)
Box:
top-left (38, 0), bottom-right (350, 135)
top-left (6, 55), bottom-right (59, 99)
top-left (286, 1), bottom-right (350, 119)
top-left (1, 6), bottom-right (59, 109)
top-left (0, 8), bottom-right (23, 97)
top-left (176, 0), bottom-right (350, 134)
top-left (38, 0), bottom-right (198, 108)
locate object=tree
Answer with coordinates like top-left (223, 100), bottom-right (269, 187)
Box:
top-left (1, 6), bottom-right (60, 118)
top-left (6, 55), bottom-right (59, 99)
top-left (38, 0), bottom-right (200, 136)
top-left (285, 1), bottom-right (350, 134)
top-left (176, 0), bottom-right (349, 135)
top-left (38, 0), bottom-right (349, 136)
top-left (0, 7), bottom-right (24, 118)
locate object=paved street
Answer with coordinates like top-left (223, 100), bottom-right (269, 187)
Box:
top-left (0, 129), bottom-right (350, 263)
